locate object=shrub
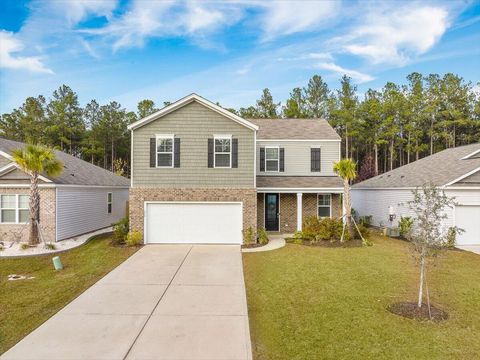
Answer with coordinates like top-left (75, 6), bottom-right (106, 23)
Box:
top-left (398, 216), bottom-right (414, 238)
top-left (302, 216), bottom-right (344, 243)
top-left (359, 215), bottom-right (373, 227)
top-left (257, 228), bottom-right (269, 245)
top-left (45, 243), bottom-right (56, 250)
top-left (243, 227), bottom-right (254, 245)
top-left (112, 217), bottom-right (129, 245)
top-left (446, 227), bottom-right (457, 249)
top-left (125, 231), bottom-right (143, 246)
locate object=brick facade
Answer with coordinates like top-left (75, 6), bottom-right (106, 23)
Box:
top-left (0, 187), bottom-right (56, 243)
top-left (257, 192), bottom-right (343, 234)
top-left (129, 188), bottom-right (257, 241)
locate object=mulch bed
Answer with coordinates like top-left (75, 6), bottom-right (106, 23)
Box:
top-left (387, 302), bottom-right (449, 321)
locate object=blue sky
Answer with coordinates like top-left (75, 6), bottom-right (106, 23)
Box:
top-left (0, 0), bottom-right (479, 114)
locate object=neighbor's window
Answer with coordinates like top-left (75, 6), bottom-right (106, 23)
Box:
top-left (156, 135), bottom-right (174, 167)
top-left (265, 147), bottom-right (279, 172)
top-left (107, 193), bottom-right (112, 214)
top-left (0, 194), bottom-right (29, 224)
top-left (214, 136), bottom-right (231, 168)
top-left (317, 194), bottom-right (331, 218)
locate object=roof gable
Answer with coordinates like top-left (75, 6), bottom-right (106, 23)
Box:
top-left (128, 93), bottom-right (258, 132)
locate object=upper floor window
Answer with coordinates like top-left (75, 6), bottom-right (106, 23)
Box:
top-left (214, 136), bottom-right (231, 168)
top-left (156, 135), bottom-right (174, 168)
top-left (317, 194), bottom-right (331, 218)
top-left (265, 147), bottom-right (279, 172)
top-left (0, 194), bottom-right (29, 224)
top-left (107, 193), bottom-right (112, 214)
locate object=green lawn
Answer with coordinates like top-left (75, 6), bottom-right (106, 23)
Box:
top-left (0, 234), bottom-right (138, 354)
top-left (243, 233), bottom-right (480, 360)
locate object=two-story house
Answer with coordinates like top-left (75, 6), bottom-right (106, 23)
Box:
top-left (128, 94), bottom-right (343, 244)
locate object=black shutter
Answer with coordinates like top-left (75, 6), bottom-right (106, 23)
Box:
top-left (232, 138), bottom-right (238, 168)
top-left (208, 138), bottom-right (214, 168)
top-left (174, 138), bottom-right (180, 168)
top-left (311, 148), bottom-right (321, 172)
top-left (260, 147), bottom-right (265, 172)
top-left (150, 138), bottom-right (156, 168)
top-left (279, 148), bottom-right (285, 172)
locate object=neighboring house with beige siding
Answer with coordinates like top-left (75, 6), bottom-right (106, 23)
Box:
top-left (128, 93), bottom-right (343, 244)
top-left (0, 138), bottom-right (129, 243)
top-left (352, 144), bottom-right (480, 247)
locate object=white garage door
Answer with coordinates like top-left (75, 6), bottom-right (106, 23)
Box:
top-left (145, 202), bottom-right (243, 244)
top-left (455, 205), bottom-right (480, 246)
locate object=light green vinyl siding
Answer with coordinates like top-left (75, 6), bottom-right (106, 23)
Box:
top-left (257, 140), bottom-right (340, 176)
top-left (132, 101), bottom-right (255, 188)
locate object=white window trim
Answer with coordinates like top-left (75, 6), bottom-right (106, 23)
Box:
top-left (0, 194), bottom-right (29, 224)
top-left (107, 192), bottom-right (113, 214)
top-left (265, 146), bottom-right (280, 173)
top-left (156, 134), bottom-right (175, 168)
top-left (317, 193), bottom-right (332, 218)
top-left (213, 135), bottom-right (232, 168)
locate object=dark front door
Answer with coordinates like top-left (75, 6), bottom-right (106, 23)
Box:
top-left (265, 193), bottom-right (279, 231)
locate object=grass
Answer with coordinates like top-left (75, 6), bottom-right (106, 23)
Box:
top-left (243, 233), bottom-right (480, 360)
top-left (0, 234), bottom-right (138, 354)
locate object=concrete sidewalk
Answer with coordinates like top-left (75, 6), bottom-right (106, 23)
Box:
top-left (1, 245), bottom-right (252, 360)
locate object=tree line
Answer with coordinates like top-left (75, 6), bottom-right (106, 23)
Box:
top-left (1, 73), bottom-right (478, 179)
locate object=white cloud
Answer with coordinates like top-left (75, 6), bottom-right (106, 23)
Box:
top-left (55, 0), bottom-right (118, 25)
top-left (82, 0), bottom-right (244, 51)
top-left (0, 30), bottom-right (53, 74)
top-left (317, 62), bottom-right (374, 83)
top-left (338, 5), bottom-right (449, 65)
top-left (260, 0), bottom-right (340, 40)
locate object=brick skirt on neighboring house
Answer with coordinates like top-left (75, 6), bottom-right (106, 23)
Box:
top-left (129, 188), bottom-right (257, 240)
top-left (257, 193), bottom-right (342, 233)
top-left (0, 188), bottom-right (56, 243)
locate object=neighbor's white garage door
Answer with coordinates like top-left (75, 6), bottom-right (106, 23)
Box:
top-left (455, 205), bottom-right (480, 246)
top-left (145, 202), bottom-right (243, 244)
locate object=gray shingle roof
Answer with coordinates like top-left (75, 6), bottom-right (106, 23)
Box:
top-left (257, 176), bottom-right (343, 188)
top-left (249, 118), bottom-right (341, 140)
top-left (0, 138), bottom-right (130, 187)
top-left (354, 143), bottom-right (480, 189)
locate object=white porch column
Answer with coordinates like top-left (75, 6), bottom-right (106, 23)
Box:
top-left (297, 192), bottom-right (303, 231)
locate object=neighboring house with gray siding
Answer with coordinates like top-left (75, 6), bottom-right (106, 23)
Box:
top-left (0, 138), bottom-right (129, 243)
top-left (352, 144), bottom-right (480, 247)
top-left (128, 93), bottom-right (343, 244)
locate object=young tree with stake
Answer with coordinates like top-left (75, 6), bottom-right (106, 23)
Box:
top-left (407, 183), bottom-right (461, 310)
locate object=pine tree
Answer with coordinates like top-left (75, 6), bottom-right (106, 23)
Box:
top-left (256, 88), bottom-right (280, 118)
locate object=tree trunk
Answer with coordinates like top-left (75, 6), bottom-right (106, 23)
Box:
top-left (374, 143), bottom-right (378, 175)
top-left (345, 124), bottom-right (349, 158)
top-left (29, 173), bottom-right (40, 245)
top-left (407, 133), bottom-right (411, 164)
top-left (344, 179), bottom-right (354, 239)
top-left (389, 140), bottom-right (394, 171)
top-left (418, 255), bottom-right (425, 308)
top-left (430, 116), bottom-right (434, 155)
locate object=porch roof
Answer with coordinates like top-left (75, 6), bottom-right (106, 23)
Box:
top-left (256, 176), bottom-right (343, 192)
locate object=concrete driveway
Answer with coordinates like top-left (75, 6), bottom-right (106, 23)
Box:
top-left (1, 245), bottom-right (252, 360)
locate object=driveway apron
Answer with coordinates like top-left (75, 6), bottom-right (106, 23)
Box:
top-left (1, 245), bottom-right (252, 360)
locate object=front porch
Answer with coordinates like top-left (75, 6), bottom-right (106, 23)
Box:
top-left (257, 192), bottom-right (343, 233)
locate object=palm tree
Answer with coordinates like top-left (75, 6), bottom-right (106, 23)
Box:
top-left (333, 158), bottom-right (357, 240)
top-left (12, 144), bottom-right (63, 245)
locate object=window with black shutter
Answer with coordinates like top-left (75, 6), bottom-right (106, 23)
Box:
top-left (311, 148), bottom-right (321, 172)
